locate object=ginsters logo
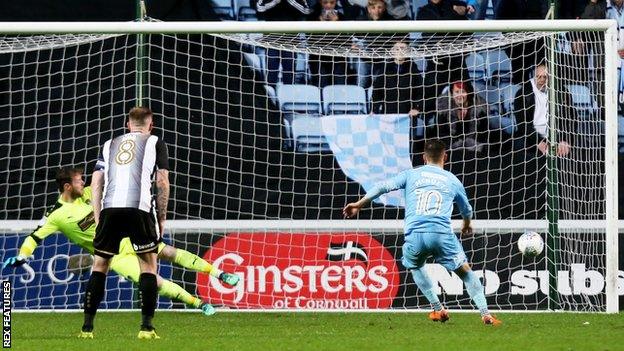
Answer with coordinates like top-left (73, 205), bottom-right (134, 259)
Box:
top-left (197, 233), bottom-right (400, 309)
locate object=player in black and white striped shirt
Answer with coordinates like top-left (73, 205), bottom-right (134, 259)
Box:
top-left (80, 107), bottom-right (169, 339)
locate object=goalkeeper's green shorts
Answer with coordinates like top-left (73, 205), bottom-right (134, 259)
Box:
top-left (110, 238), bottom-right (166, 283)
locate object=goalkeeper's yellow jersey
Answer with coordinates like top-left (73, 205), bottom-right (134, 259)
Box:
top-left (22, 187), bottom-right (161, 257)
top-left (29, 187), bottom-right (97, 254)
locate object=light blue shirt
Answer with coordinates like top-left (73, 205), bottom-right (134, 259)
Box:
top-left (607, 1), bottom-right (624, 28)
top-left (365, 165), bottom-right (472, 234)
top-left (607, 1), bottom-right (624, 44)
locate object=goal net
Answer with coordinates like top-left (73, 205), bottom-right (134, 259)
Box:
top-left (0, 20), bottom-right (618, 312)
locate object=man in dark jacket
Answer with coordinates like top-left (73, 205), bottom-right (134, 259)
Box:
top-left (416, 0), bottom-right (469, 21)
top-left (371, 41), bottom-right (426, 116)
top-left (513, 64), bottom-right (576, 157)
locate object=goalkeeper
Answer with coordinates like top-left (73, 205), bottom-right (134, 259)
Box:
top-left (2, 167), bottom-right (239, 316)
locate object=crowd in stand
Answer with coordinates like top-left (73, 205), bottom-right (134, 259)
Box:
top-left (243, 0), bottom-right (623, 161)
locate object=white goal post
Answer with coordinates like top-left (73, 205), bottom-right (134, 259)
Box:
top-left (0, 19), bottom-right (619, 313)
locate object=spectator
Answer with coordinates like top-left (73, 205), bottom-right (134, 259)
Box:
top-left (416, 0), bottom-right (469, 21)
top-left (254, 0), bottom-right (312, 85)
top-left (513, 64), bottom-right (575, 157)
top-left (309, 0), bottom-right (345, 20)
top-left (495, 0), bottom-right (548, 84)
top-left (351, 0), bottom-right (393, 88)
top-left (348, 0), bottom-right (412, 19)
top-left (431, 81), bottom-right (489, 154)
top-left (356, 0), bottom-right (394, 19)
top-left (415, 0), bottom-right (470, 95)
top-left (308, 0), bottom-right (350, 87)
top-left (370, 41), bottom-right (426, 116)
top-left (582, 0), bottom-right (607, 19)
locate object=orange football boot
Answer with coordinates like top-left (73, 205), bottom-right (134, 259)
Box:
top-left (482, 314), bottom-right (502, 326)
top-left (428, 309), bottom-right (450, 323)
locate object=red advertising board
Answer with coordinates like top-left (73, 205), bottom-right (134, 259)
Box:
top-left (197, 232), bottom-right (400, 309)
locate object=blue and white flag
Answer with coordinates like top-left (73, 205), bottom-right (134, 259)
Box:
top-left (321, 114), bottom-right (413, 207)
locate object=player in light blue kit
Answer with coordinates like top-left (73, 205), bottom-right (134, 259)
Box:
top-left (343, 139), bottom-right (501, 326)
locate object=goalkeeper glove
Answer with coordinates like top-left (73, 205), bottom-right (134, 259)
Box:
top-left (3, 255), bottom-right (28, 269)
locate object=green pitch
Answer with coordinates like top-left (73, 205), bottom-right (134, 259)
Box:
top-left (10, 312), bottom-right (624, 351)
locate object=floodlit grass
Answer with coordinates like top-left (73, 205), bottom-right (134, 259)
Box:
top-left (10, 311), bottom-right (624, 351)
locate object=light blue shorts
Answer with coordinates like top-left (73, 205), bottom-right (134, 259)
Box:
top-left (401, 232), bottom-right (467, 272)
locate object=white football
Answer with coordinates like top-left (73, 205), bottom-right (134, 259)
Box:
top-left (518, 231), bottom-right (544, 257)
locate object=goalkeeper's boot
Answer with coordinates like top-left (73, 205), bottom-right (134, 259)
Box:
top-left (428, 309), bottom-right (450, 323)
top-left (79, 325), bottom-right (94, 339)
top-left (482, 314), bottom-right (502, 326)
top-left (138, 326), bottom-right (161, 339)
top-left (78, 331), bottom-right (94, 339)
top-left (201, 303), bottom-right (216, 316)
top-left (219, 272), bottom-right (240, 286)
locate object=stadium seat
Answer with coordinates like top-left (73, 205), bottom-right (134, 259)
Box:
top-left (236, 0), bottom-right (257, 21)
top-left (482, 83), bottom-right (520, 115)
top-left (484, 50), bottom-right (512, 85)
top-left (465, 52), bottom-right (486, 84)
top-left (277, 84), bottom-right (322, 114)
top-left (283, 117), bottom-right (292, 149)
top-left (570, 84), bottom-right (602, 138)
top-left (565, 84), bottom-right (598, 118)
top-left (295, 53), bottom-right (309, 84)
top-left (409, 32), bottom-right (423, 44)
top-left (413, 56), bottom-right (427, 74)
top-left (489, 113), bottom-right (516, 135)
top-left (414, 116), bottom-right (425, 138)
top-left (254, 46), bottom-right (267, 74)
top-left (482, 84), bottom-right (506, 114)
top-left (264, 84), bottom-right (277, 105)
top-left (322, 85), bottom-right (367, 115)
top-left (243, 52), bottom-right (264, 80)
top-left (210, 0), bottom-right (236, 20)
top-left (290, 114), bottom-right (331, 153)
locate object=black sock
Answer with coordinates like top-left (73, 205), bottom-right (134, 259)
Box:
top-left (139, 272), bottom-right (157, 330)
top-left (82, 271), bottom-right (106, 331)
